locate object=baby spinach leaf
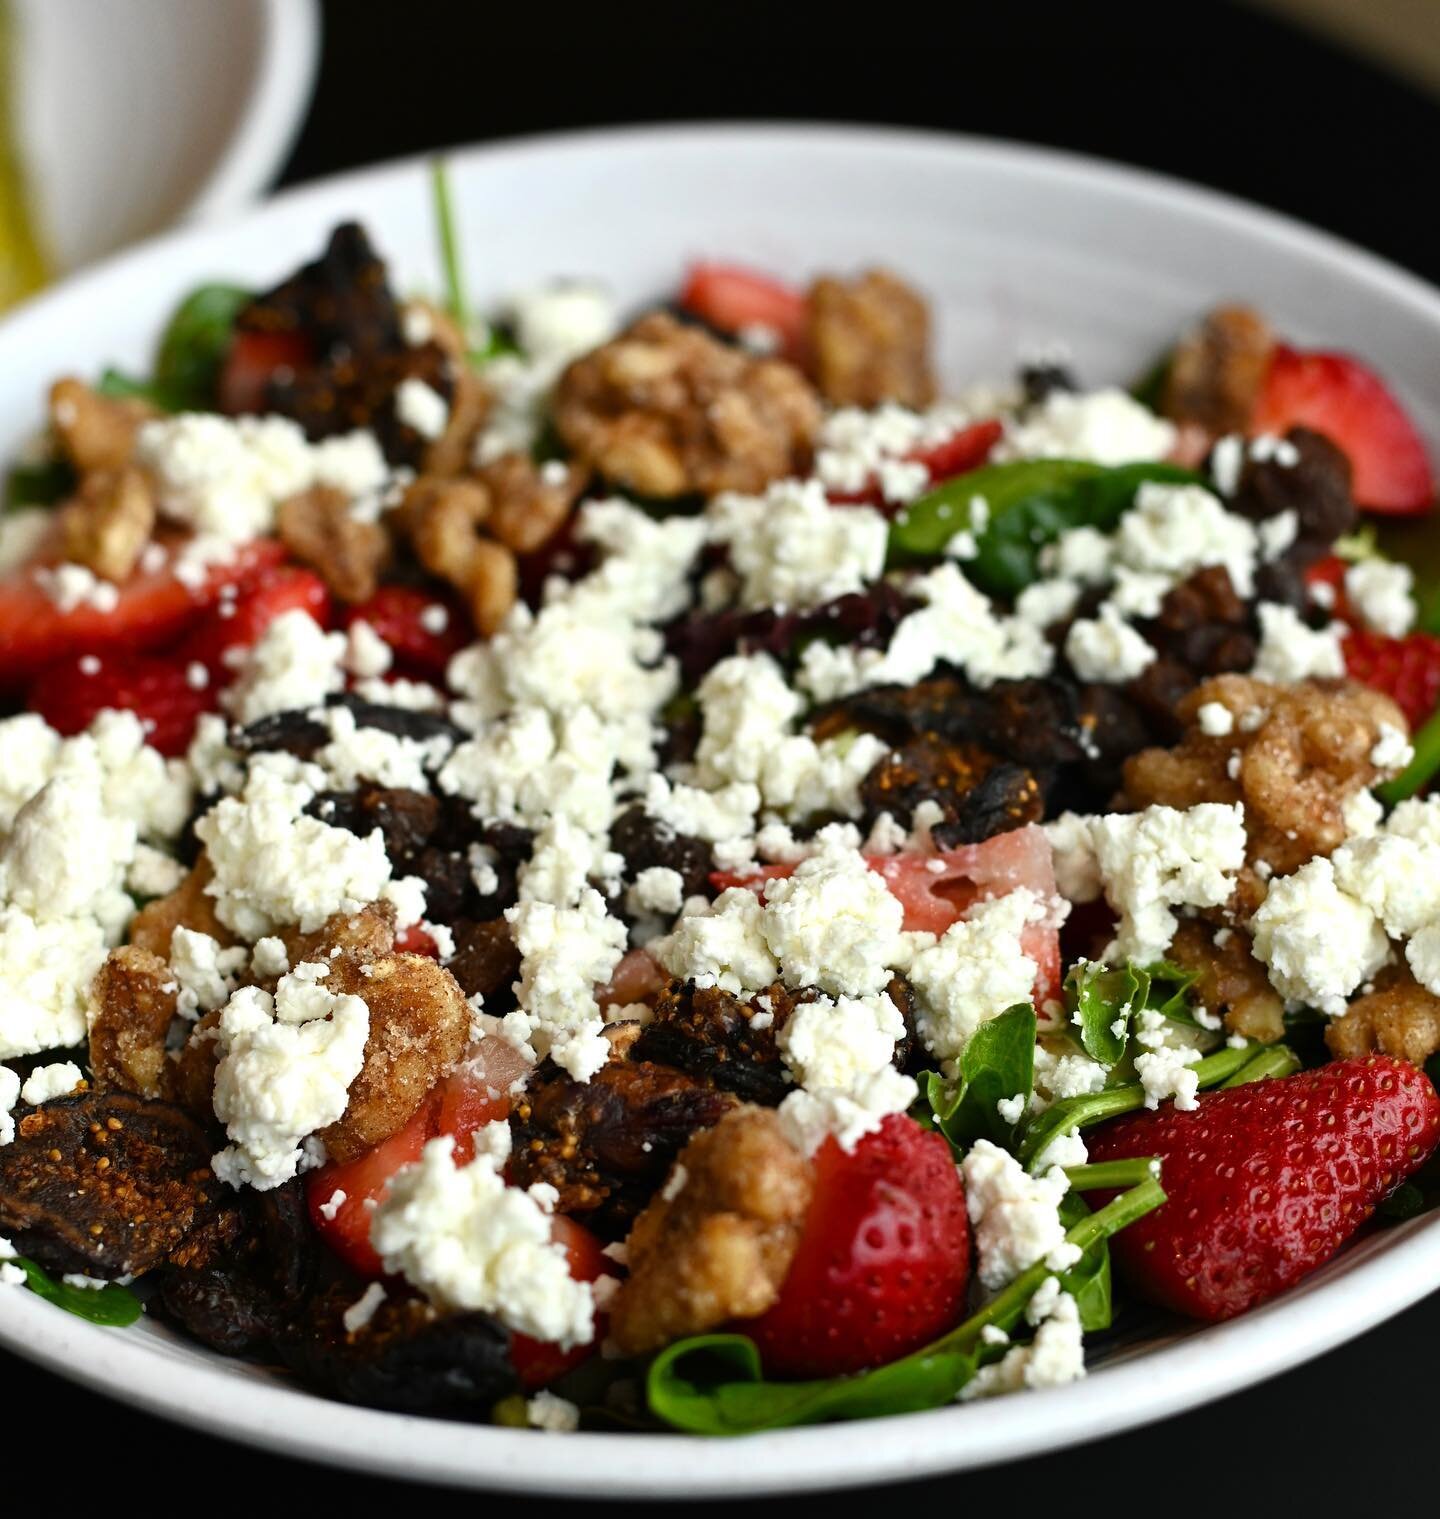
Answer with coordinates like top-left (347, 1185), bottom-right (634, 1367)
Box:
top-left (926, 1003), bottom-right (1036, 1149)
top-left (889, 458), bottom-right (1200, 594)
top-left (1066, 961), bottom-right (1147, 1067)
top-left (96, 282), bottom-right (252, 413)
top-left (13, 1257), bottom-right (143, 1327)
top-left (1142, 960), bottom-right (1201, 1024)
top-left (1056, 1193), bottom-right (1112, 1332)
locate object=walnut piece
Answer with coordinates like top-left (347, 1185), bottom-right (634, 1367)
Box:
top-left (316, 952), bottom-right (471, 1162)
top-left (1160, 305), bottom-right (1275, 435)
top-left (88, 946), bottom-right (180, 1099)
top-left (608, 1105), bottom-right (812, 1355)
top-left (478, 452), bottom-right (587, 555)
top-left (401, 474), bottom-right (518, 636)
top-left (49, 377), bottom-right (154, 475)
top-left (554, 312), bottom-right (821, 498)
top-left (128, 857), bottom-right (234, 958)
top-left (278, 484), bottom-right (390, 603)
top-left (279, 900), bottom-right (397, 975)
top-left (1167, 919), bottom-right (1285, 1044)
top-left (1327, 968), bottom-right (1440, 1065)
top-left (59, 467), bottom-right (156, 581)
top-left (1124, 673), bottom-right (1406, 879)
top-left (805, 268), bottom-right (935, 408)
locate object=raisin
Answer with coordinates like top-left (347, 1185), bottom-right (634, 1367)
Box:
top-left (860, 732), bottom-right (1043, 839)
top-left (1227, 426), bottom-right (1356, 561)
top-left (1019, 360), bottom-right (1077, 406)
top-left (447, 918), bottom-right (521, 1010)
top-left (609, 804), bottom-right (712, 900)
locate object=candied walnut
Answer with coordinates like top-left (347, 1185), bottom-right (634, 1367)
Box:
top-left (277, 484), bottom-right (390, 603)
top-left (1328, 968), bottom-right (1440, 1065)
top-left (609, 1105), bottom-right (812, 1355)
top-left (279, 899), bottom-right (398, 974)
top-left (0, 1091), bottom-right (227, 1278)
top-left (1167, 920), bottom-right (1285, 1044)
top-left (554, 312), bottom-right (820, 498)
top-left (128, 856), bottom-right (233, 957)
top-left (58, 467), bottom-right (156, 581)
top-left (88, 946), bottom-right (179, 1099)
top-left (477, 451), bottom-right (587, 554)
top-left (1124, 673), bottom-right (1406, 878)
top-left (805, 268), bottom-right (935, 408)
top-left (422, 366), bottom-right (491, 478)
top-left (508, 1058), bottom-right (737, 1235)
top-left (316, 953), bottom-right (471, 1164)
top-left (402, 473), bottom-right (517, 636)
top-left (860, 733), bottom-right (1044, 844)
top-left (1160, 305), bottom-right (1275, 435)
top-left (279, 1294), bottom-right (518, 1414)
top-left (49, 377), bottom-right (154, 474)
top-left (447, 918), bottom-right (521, 1007)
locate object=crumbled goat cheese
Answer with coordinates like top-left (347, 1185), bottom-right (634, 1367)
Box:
top-left (907, 891), bottom-right (1041, 1065)
top-left (1112, 481), bottom-right (1260, 597)
top-left (961, 1289), bottom-right (1085, 1398)
top-left (34, 562), bottom-right (119, 614)
top-left (17, 1061), bottom-right (81, 1106)
top-left (138, 413), bottom-right (387, 542)
top-left (778, 991), bottom-right (905, 1094)
top-left (997, 387), bottom-right (1176, 466)
top-left (503, 890), bottom-right (627, 1081)
top-left (0, 774), bottom-right (135, 931)
top-left (1, 1067), bottom-right (18, 1146)
top-left (313, 703), bottom-right (453, 794)
top-left (1089, 803), bottom-right (1247, 963)
top-left (370, 1128), bottom-right (595, 1346)
top-left (1251, 603), bottom-right (1346, 683)
top-left (1196, 701), bottom-right (1235, 737)
top-left (1064, 605), bottom-right (1156, 684)
top-left (344, 619), bottom-right (394, 679)
top-left (223, 609), bottom-right (347, 725)
top-left (962, 1139), bottom-right (1074, 1290)
top-left (1250, 857), bottom-right (1390, 1014)
top-left (777, 1066), bottom-right (919, 1157)
top-left (1043, 812), bottom-right (1102, 904)
top-left (761, 832), bottom-right (906, 997)
top-left (394, 377), bottom-right (450, 440)
top-left (196, 762), bottom-right (426, 938)
top-left (654, 887), bottom-right (779, 995)
top-left (527, 1391), bottom-right (582, 1432)
top-left (1132, 1010), bottom-right (1202, 1109)
top-left (0, 906), bottom-right (109, 1059)
top-left (1370, 723), bottom-right (1415, 775)
top-left (210, 962), bottom-right (371, 1189)
top-left (341, 1281), bottom-right (387, 1333)
top-left (1332, 834), bottom-right (1440, 939)
top-left (708, 477), bottom-right (888, 611)
top-left (170, 927), bottom-right (249, 1018)
top-left (1345, 558), bottom-right (1416, 637)
top-left (627, 865), bottom-right (686, 918)
top-left (518, 815), bottom-right (623, 910)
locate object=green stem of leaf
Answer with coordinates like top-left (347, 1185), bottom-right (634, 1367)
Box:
top-left (1219, 1043), bottom-right (1301, 1087)
top-left (1378, 708), bottom-right (1440, 806)
top-left (431, 157), bottom-right (470, 338)
top-left (1062, 1158), bottom-right (1159, 1191)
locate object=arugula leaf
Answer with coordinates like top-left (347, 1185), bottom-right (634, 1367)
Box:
top-left (647, 1169), bottom-right (1165, 1434)
top-left (12, 1257), bottom-right (143, 1327)
top-left (1065, 961), bottom-right (1147, 1066)
top-left (1141, 960), bottom-right (1202, 1023)
top-left (1017, 1041), bottom-right (1261, 1168)
top-left (926, 1003), bottom-right (1036, 1149)
top-left (889, 458), bottom-right (1201, 594)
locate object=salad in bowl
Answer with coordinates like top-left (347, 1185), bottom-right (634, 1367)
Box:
top-left (3, 167), bottom-right (1440, 1438)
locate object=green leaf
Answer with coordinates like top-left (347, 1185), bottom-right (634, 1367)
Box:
top-left (926, 1003), bottom-right (1036, 1149)
top-left (1065, 961), bottom-right (1147, 1067)
top-left (1055, 1193), bottom-right (1112, 1331)
top-left (152, 283), bottom-right (252, 411)
top-left (1141, 960), bottom-right (1202, 1023)
top-left (1219, 1043), bottom-right (1301, 1087)
top-left (431, 158), bottom-right (470, 342)
top-left (13, 1257), bottom-right (143, 1326)
top-left (5, 456), bottom-right (74, 511)
top-left (1378, 706), bottom-right (1440, 806)
top-left (889, 458), bottom-right (1201, 594)
top-left (646, 1173), bottom-right (1167, 1434)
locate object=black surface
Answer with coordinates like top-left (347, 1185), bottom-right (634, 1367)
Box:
top-left (8, 0), bottom-right (1440, 1504)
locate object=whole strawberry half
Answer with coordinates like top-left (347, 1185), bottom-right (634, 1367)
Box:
top-left (745, 1113), bottom-right (970, 1379)
top-left (1342, 626), bottom-right (1440, 731)
top-left (1087, 1056), bottom-right (1440, 1321)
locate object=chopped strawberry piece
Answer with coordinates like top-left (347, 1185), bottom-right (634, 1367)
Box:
top-left (28, 651), bottom-right (215, 757)
top-left (678, 262), bottom-right (807, 356)
top-left (0, 536), bottom-right (285, 688)
top-left (218, 329), bottom-right (313, 416)
top-left (829, 418), bottom-right (1003, 508)
top-left (510, 1216), bottom-right (613, 1390)
top-left (1304, 553), bottom-right (1352, 621)
top-left (746, 1113), bottom-right (970, 1378)
top-left (1342, 625), bottom-right (1440, 729)
top-left (393, 924), bottom-right (439, 958)
top-left (183, 564), bottom-right (332, 677)
top-left (713, 825), bottom-right (1061, 1007)
top-left (344, 585), bottom-right (470, 681)
top-left (1253, 345), bottom-right (1434, 515)
top-left (1087, 1056), bottom-right (1440, 1320)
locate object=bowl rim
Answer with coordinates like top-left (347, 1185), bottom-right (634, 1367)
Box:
top-left (4, 120), bottom-right (1440, 1496)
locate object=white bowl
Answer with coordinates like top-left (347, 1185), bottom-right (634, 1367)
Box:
top-left (3, 123), bottom-right (1440, 1495)
top-left (10, 0), bottom-right (319, 273)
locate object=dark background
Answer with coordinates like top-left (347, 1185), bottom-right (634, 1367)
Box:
top-left (8, 0), bottom-right (1439, 1504)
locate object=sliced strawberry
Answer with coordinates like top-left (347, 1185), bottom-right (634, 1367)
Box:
top-left (218, 329), bottom-right (313, 416)
top-left (1252, 345), bottom-right (1434, 515)
top-left (745, 1113), bottom-right (969, 1378)
top-left (829, 418), bottom-right (1004, 508)
top-left (509, 1216), bottom-right (612, 1390)
top-left (0, 536), bottom-right (285, 688)
top-left (27, 651), bottom-right (215, 756)
top-left (1342, 626), bottom-right (1440, 730)
top-left (1304, 553), bottom-right (1353, 621)
top-left (678, 262), bottom-right (807, 356)
top-left (183, 564), bottom-right (332, 677)
top-left (1087, 1056), bottom-right (1440, 1320)
top-left (713, 825), bottom-right (1061, 1007)
top-left (344, 585), bottom-right (470, 681)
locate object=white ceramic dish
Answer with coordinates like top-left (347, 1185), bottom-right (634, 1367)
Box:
top-left (3, 123), bottom-right (1440, 1496)
top-left (11, 0), bottom-right (319, 272)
